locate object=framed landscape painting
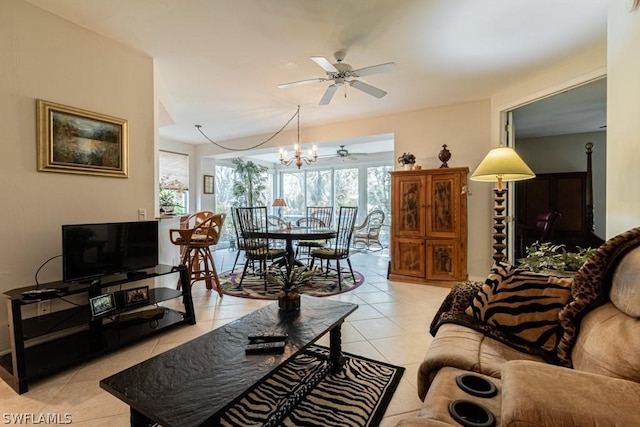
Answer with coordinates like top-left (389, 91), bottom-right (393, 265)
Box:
top-left (37, 99), bottom-right (128, 178)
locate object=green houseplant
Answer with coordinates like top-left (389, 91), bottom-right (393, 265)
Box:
top-left (231, 158), bottom-right (268, 207)
top-left (159, 189), bottom-right (183, 214)
top-left (266, 265), bottom-right (318, 311)
top-left (397, 152), bottom-right (416, 170)
top-left (518, 241), bottom-right (597, 274)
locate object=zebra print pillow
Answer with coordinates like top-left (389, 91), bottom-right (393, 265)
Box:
top-left (465, 262), bottom-right (573, 353)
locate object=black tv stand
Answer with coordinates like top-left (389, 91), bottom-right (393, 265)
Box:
top-left (0, 264), bottom-right (194, 394)
top-left (126, 270), bottom-right (148, 279)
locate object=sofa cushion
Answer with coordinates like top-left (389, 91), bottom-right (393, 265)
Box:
top-left (502, 360), bottom-right (640, 427)
top-left (465, 263), bottom-right (572, 353)
top-left (571, 302), bottom-right (640, 382)
top-left (610, 246), bottom-right (640, 317)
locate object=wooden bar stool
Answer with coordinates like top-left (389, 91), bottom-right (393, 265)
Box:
top-left (170, 212), bottom-right (226, 296)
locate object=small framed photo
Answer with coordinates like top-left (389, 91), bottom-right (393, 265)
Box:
top-left (37, 99), bottom-right (128, 178)
top-left (125, 286), bottom-right (150, 307)
top-left (203, 175), bottom-right (214, 194)
top-left (89, 293), bottom-right (116, 319)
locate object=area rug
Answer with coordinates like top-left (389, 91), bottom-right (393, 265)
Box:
top-left (218, 268), bottom-right (365, 299)
top-left (220, 345), bottom-right (404, 427)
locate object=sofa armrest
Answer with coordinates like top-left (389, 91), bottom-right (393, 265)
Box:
top-left (501, 360), bottom-right (640, 426)
top-left (429, 281), bottom-right (483, 334)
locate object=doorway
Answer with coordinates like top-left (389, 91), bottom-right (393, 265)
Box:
top-left (509, 77), bottom-right (607, 259)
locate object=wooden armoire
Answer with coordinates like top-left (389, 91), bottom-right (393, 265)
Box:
top-left (389, 167), bottom-right (468, 283)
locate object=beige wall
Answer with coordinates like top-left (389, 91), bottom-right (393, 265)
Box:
top-left (0, 1), bottom-right (155, 350)
top-left (607, 2), bottom-right (640, 236)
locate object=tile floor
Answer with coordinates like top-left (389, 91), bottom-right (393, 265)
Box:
top-left (0, 248), bottom-right (451, 426)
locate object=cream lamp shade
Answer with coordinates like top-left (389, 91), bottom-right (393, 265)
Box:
top-left (272, 198), bottom-right (287, 207)
top-left (470, 147), bottom-right (535, 190)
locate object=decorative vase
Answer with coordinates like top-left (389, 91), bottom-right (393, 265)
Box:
top-left (403, 163), bottom-right (413, 171)
top-left (438, 144), bottom-right (451, 168)
top-left (278, 291), bottom-right (300, 312)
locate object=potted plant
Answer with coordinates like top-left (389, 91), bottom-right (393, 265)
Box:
top-left (266, 265), bottom-right (319, 311)
top-left (397, 152), bottom-right (416, 170)
top-left (518, 241), bottom-right (597, 274)
top-left (159, 190), bottom-right (183, 214)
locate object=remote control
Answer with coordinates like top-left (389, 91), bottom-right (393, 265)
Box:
top-left (248, 332), bottom-right (288, 342)
top-left (245, 341), bottom-right (286, 354)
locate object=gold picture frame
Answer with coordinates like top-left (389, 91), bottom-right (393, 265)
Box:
top-left (37, 99), bottom-right (128, 178)
top-left (203, 175), bottom-right (214, 194)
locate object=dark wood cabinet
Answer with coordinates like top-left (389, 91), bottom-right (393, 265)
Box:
top-left (389, 168), bottom-right (468, 283)
top-left (515, 172), bottom-right (590, 256)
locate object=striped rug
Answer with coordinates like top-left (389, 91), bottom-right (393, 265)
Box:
top-left (220, 346), bottom-right (404, 427)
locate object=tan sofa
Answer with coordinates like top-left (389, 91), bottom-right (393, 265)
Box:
top-left (399, 227), bottom-right (640, 427)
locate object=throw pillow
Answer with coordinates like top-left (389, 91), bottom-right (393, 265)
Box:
top-left (465, 262), bottom-right (573, 353)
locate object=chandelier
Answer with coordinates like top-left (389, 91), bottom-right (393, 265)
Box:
top-left (279, 106), bottom-right (317, 169)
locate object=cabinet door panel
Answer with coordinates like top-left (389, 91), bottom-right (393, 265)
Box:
top-left (392, 238), bottom-right (426, 278)
top-left (426, 173), bottom-right (460, 238)
top-left (393, 175), bottom-right (425, 237)
top-left (426, 240), bottom-right (459, 280)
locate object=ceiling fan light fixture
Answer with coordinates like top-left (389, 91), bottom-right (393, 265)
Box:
top-left (278, 51), bottom-right (396, 105)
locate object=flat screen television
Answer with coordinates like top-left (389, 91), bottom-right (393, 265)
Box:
top-left (62, 221), bottom-right (159, 283)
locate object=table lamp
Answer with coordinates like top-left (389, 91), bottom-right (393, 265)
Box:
top-left (470, 146), bottom-right (535, 263)
top-left (272, 198), bottom-right (287, 219)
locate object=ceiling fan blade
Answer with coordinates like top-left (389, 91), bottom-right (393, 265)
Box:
top-left (319, 84), bottom-right (339, 105)
top-left (311, 56), bottom-right (338, 73)
top-left (352, 62), bottom-right (397, 77)
top-left (350, 80), bottom-right (387, 98)
top-left (278, 78), bottom-right (325, 89)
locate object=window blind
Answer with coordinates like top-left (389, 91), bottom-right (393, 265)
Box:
top-left (159, 151), bottom-right (189, 191)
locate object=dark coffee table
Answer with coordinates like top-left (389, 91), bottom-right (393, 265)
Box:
top-left (100, 296), bottom-right (357, 426)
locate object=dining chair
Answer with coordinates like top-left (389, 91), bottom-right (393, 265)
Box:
top-left (169, 212), bottom-right (226, 296)
top-left (353, 209), bottom-right (385, 251)
top-left (235, 206), bottom-right (288, 289)
top-left (231, 208), bottom-right (256, 273)
top-left (309, 206), bottom-right (358, 290)
top-left (295, 206), bottom-right (334, 261)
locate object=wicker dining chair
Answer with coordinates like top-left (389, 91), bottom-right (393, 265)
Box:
top-left (353, 209), bottom-right (385, 251)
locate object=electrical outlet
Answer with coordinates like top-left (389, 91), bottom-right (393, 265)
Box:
top-left (138, 208), bottom-right (146, 220)
top-left (38, 300), bottom-right (50, 316)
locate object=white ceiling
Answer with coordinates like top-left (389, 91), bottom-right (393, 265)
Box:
top-left (513, 77), bottom-right (607, 139)
top-left (25, 0), bottom-right (609, 150)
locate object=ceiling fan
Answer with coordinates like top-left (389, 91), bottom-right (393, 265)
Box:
top-left (323, 145), bottom-right (368, 160)
top-left (278, 50), bottom-right (397, 105)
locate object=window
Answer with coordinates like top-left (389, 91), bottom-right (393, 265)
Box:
top-left (306, 170), bottom-right (332, 207)
top-left (282, 172), bottom-right (304, 218)
top-left (159, 150), bottom-right (188, 214)
top-left (334, 168), bottom-right (359, 208)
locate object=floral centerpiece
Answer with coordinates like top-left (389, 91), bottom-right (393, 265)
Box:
top-left (266, 265), bottom-right (319, 311)
top-left (518, 241), bottom-right (596, 274)
top-left (397, 152), bottom-right (416, 170)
